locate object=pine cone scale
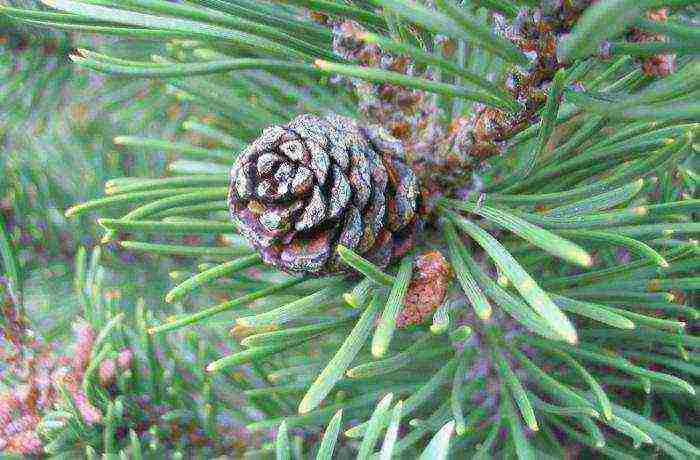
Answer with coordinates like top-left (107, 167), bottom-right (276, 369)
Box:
top-left (338, 206), bottom-right (362, 250)
top-left (296, 186), bottom-right (326, 232)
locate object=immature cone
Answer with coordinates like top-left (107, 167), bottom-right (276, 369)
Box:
top-left (228, 113), bottom-right (421, 275)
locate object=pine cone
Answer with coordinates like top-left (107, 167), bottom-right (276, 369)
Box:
top-left (228, 113), bottom-right (421, 275)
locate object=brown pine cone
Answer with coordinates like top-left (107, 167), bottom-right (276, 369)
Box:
top-left (228, 113), bottom-right (421, 275)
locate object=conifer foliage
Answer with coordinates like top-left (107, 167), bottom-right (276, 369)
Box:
top-left (1, 0), bottom-right (699, 458)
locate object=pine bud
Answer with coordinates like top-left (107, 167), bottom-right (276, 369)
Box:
top-left (397, 251), bottom-right (452, 328)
